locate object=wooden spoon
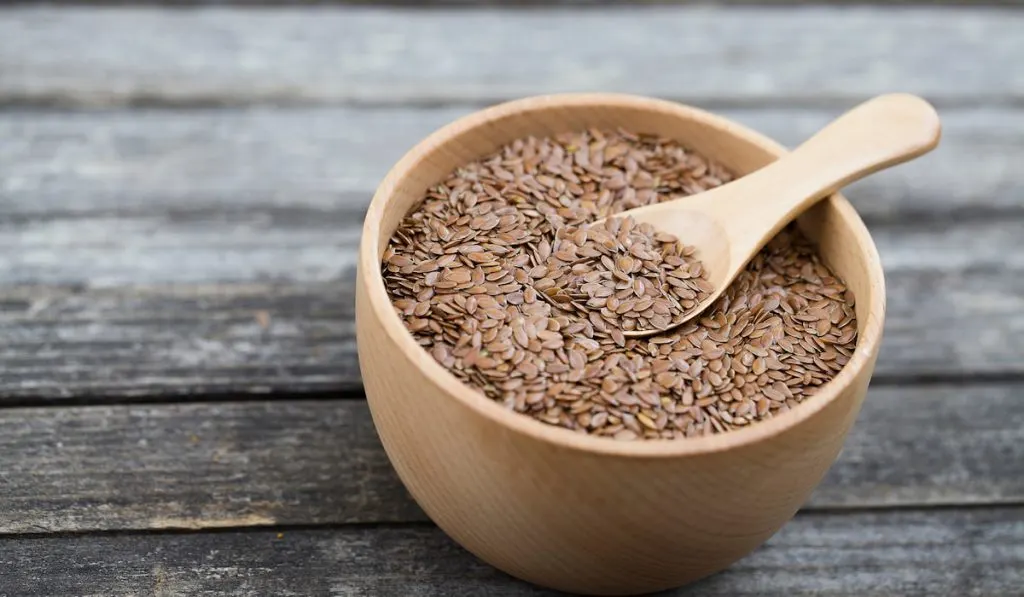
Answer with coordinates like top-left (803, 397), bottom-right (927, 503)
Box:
top-left (600, 93), bottom-right (941, 338)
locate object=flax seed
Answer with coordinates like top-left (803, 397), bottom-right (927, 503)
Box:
top-left (383, 128), bottom-right (857, 440)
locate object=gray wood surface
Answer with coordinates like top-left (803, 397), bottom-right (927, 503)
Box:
top-left (3, 107), bottom-right (1023, 222)
top-left (1, 383), bottom-right (1020, 533)
top-left (3, 264), bottom-right (1023, 399)
top-left (3, 229), bottom-right (1022, 399)
top-left (8, 264), bottom-right (1024, 399)
top-left (20, 1), bottom-right (1024, 6)
top-left (1, 508), bottom-right (1021, 596)
top-left (2, 7), bottom-right (1022, 107)
top-left (2, 106), bottom-right (1022, 398)
top-left (1, 2), bottom-right (1022, 593)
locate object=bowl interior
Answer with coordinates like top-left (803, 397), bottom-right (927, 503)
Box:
top-left (362, 93), bottom-right (885, 453)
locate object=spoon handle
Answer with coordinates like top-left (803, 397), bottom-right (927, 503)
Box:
top-left (704, 93), bottom-right (941, 273)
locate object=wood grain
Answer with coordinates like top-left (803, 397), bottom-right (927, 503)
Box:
top-left (2, 221), bottom-right (1021, 399)
top-left (1, 383), bottom-right (1020, 533)
top-left (3, 103), bottom-right (1021, 398)
top-left (0, 508), bottom-right (1020, 596)
top-left (15, 1), bottom-right (1024, 6)
top-left (3, 210), bottom-right (1016, 286)
top-left (3, 107), bottom-right (1021, 224)
top-left (1, 7), bottom-right (1022, 107)
top-left (0, 400), bottom-right (416, 534)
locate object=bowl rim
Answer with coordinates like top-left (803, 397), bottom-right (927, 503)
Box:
top-left (359, 92), bottom-right (886, 458)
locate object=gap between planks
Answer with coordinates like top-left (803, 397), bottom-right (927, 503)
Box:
top-left (0, 383), bottom-right (1021, 534)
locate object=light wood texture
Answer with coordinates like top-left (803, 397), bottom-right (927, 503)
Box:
top-left (1, 383), bottom-right (1021, 534)
top-left (2, 508), bottom-right (1022, 596)
top-left (356, 93), bottom-right (885, 594)
top-left (2, 7), bottom-right (1023, 108)
top-left (618, 93), bottom-right (941, 335)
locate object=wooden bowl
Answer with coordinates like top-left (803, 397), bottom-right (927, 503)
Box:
top-left (356, 93), bottom-right (885, 596)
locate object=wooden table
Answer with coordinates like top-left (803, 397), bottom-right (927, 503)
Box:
top-left (1, 2), bottom-right (1022, 595)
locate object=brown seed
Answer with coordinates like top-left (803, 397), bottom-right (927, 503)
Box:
top-left (655, 372), bottom-right (677, 389)
top-left (431, 344), bottom-right (450, 363)
top-left (637, 413), bottom-right (657, 430)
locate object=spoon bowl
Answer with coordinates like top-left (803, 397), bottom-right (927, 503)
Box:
top-left (594, 93), bottom-right (941, 337)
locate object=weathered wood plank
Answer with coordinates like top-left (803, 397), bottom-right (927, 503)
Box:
top-left (1, 508), bottom-right (1021, 596)
top-left (2, 205), bottom-right (1018, 287)
top-left (1, 7), bottom-right (1022, 107)
top-left (2, 218), bottom-right (1022, 399)
top-left (18, 1), bottom-right (1024, 6)
top-left (3, 107), bottom-right (1021, 224)
top-left (0, 283), bottom-right (360, 398)
top-left (1, 383), bottom-right (1020, 533)
top-left (2, 105), bottom-right (1022, 396)
top-left (0, 400), bottom-right (417, 533)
